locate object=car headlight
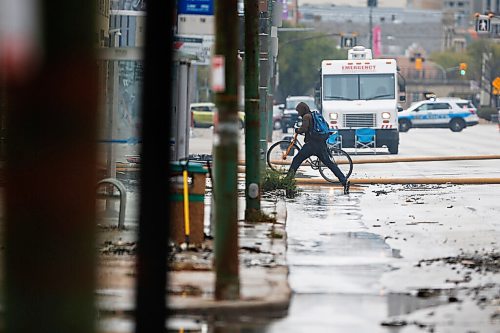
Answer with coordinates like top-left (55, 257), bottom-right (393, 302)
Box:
top-left (382, 112), bottom-right (391, 119)
top-left (329, 113), bottom-right (338, 120)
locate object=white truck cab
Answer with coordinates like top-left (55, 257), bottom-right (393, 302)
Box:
top-left (317, 46), bottom-right (404, 154)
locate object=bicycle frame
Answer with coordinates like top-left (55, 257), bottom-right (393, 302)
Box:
top-left (281, 133), bottom-right (320, 169)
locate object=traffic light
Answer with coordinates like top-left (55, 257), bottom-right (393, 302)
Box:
top-left (415, 57), bottom-right (423, 71)
top-left (459, 62), bottom-right (467, 76)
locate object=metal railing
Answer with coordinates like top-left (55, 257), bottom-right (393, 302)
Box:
top-left (97, 178), bottom-right (127, 229)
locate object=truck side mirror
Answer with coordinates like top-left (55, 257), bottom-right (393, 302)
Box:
top-left (397, 106), bottom-right (403, 112)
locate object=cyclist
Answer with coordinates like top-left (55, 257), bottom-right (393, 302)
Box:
top-left (286, 102), bottom-right (350, 194)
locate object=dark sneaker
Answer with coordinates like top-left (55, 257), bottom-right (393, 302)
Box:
top-left (343, 180), bottom-right (350, 195)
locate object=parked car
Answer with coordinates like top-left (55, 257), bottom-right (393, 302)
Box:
top-left (398, 97), bottom-right (479, 132)
top-left (273, 104), bottom-right (284, 130)
top-left (281, 96), bottom-right (317, 133)
top-left (190, 102), bottom-right (245, 129)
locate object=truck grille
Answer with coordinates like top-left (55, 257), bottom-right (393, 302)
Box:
top-left (343, 113), bottom-right (376, 128)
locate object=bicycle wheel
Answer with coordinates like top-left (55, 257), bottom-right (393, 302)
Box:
top-left (318, 148), bottom-right (353, 183)
top-left (267, 140), bottom-right (301, 174)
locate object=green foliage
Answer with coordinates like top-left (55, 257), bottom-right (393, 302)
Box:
top-left (276, 27), bottom-right (346, 102)
top-left (430, 40), bottom-right (500, 96)
top-left (466, 40), bottom-right (500, 86)
top-left (477, 107), bottom-right (498, 121)
top-left (261, 168), bottom-right (297, 192)
top-left (429, 50), bottom-right (469, 80)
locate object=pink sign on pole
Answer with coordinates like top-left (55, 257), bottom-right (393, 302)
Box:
top-left (372, 25), bottom-right (382, 58)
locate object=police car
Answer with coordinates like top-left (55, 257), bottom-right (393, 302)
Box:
top-left (398, 97), bottom-right (479, 132)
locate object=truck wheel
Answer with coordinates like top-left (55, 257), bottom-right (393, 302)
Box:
top-left (388, 143), bottom-right (399, 154)
top-left (398, 119), bottom-right (411, 132)
top-left (449, 118), bottom-right (465, 132)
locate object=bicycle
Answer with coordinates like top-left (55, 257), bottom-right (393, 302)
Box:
top-left (266, 132), bottom-right (353, 184)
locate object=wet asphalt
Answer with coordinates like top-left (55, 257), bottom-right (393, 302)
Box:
top-left (99, 124), bottom-right (500, 332)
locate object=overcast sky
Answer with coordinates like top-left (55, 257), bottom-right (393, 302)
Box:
top-left (299, 0), bottom-right (407, 7)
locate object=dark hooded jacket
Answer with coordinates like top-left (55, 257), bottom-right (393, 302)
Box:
top-left (295, 102), bottom-right (313, 142)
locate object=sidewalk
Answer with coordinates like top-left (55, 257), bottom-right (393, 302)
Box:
top-left (96, 193), bottom-right (291, 319)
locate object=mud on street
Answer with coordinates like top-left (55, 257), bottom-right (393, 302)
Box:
top-left (359, 183), bottom-right (500, 332)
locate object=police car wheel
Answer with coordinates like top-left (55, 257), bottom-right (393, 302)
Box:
top-left (399, 119), bottom-right (411, 132)
top-left (449, 118), bottom-right (465, 132)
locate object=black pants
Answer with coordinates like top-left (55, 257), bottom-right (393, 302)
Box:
top-left (289, 140), bottom-right (347, 185)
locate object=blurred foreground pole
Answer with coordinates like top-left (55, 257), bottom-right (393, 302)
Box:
top-left (214, 0), bottom-right (240, 300)
top-left (244, 0), bottom-right (261, 218)
top-left (135, 0), bottom-right (174, 332)
top-left (3, 0), bottom-right (98, 332)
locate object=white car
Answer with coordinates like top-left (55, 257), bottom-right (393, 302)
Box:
top-left (398, 98), bottom-right (479, 132)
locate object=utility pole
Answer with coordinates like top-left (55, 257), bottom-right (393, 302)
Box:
top-left (214, 0), bottom-right (240, 300)
top-left (259, 1), bottom-right (270, 170)
top-left (267, 1), bottom-right (282, 142)
top-left (368, 0), bottom-right (377, 48)
top-left (245, 0), bottom-right (261, 217)
top-left (369, 5), bottom-right (373, 49)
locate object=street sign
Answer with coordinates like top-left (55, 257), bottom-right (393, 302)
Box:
top-left (177, 0), bottom-right (214, 15)
top-left (340, 35), bottom-right (356, 49)
top-left (174, 35), bottom-right (214, 65)
top-left (475, 15), bottom-right (491, 33)
top-left (493, 77), bottom-right (500, 90)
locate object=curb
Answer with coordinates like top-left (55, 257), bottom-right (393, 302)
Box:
top-left (97, 196), bottom-right (292, 318)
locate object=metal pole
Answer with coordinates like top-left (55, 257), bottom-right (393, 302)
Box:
top-left (266, 0), bottom-right (275, 143)
top-left (135, 0), bottom-right (173, 331)
top-left (259, 6), bottom-right (270, 170)
top-left (369, 6), bottom-right (373, 49)
top-left (214, 0), bottom-right (240, 301)
top-left (177, 60), bottom-right (190, 160)
top-left (245, 0), bottom-right (261, 216)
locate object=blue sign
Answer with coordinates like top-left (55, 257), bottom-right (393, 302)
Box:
top-left (178, 0), bottom-right (214, 15)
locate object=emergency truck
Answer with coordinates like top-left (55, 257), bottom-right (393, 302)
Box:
top-left (316, 46), bottom-right (405, 154)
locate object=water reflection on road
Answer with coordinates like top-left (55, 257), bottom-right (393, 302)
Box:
top-left (99, 184), bottom-right (443, 332)
top-left (164, 187), bottom-right (422, 333)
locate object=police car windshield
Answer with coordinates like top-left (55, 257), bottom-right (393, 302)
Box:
top-left (323, 74), bottom-right (395, 101)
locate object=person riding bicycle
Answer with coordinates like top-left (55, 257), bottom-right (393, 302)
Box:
top-left (286, 102), bottom-right (350, 194)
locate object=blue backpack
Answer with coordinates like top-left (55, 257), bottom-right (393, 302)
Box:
top-left (309, 111), bottom-right (330, 141)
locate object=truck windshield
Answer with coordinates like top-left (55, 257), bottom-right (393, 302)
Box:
top-left (323, 74), bottom-right (395, 101)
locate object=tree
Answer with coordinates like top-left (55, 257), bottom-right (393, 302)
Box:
top-left (429, 50), bottom-right (469, 80)
top-left (466, 40), bottom-right (500, 107)
top-left (430, 40), bottom-right (500, 106)
top-left (276, 28), bottom-right (346, 103)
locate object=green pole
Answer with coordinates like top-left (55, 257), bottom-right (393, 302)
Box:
top-left (259, 3), bottom-right (270, 171)
top-left (266, 0), bottom-right (275, 143)
top-left (244, 0), bottom-right (261, 217)
top-left (214, 0), bottom-right (240, 300)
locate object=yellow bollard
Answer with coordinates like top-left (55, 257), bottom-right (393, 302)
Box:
top-left (182, 167), bottom-right (190, 245)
